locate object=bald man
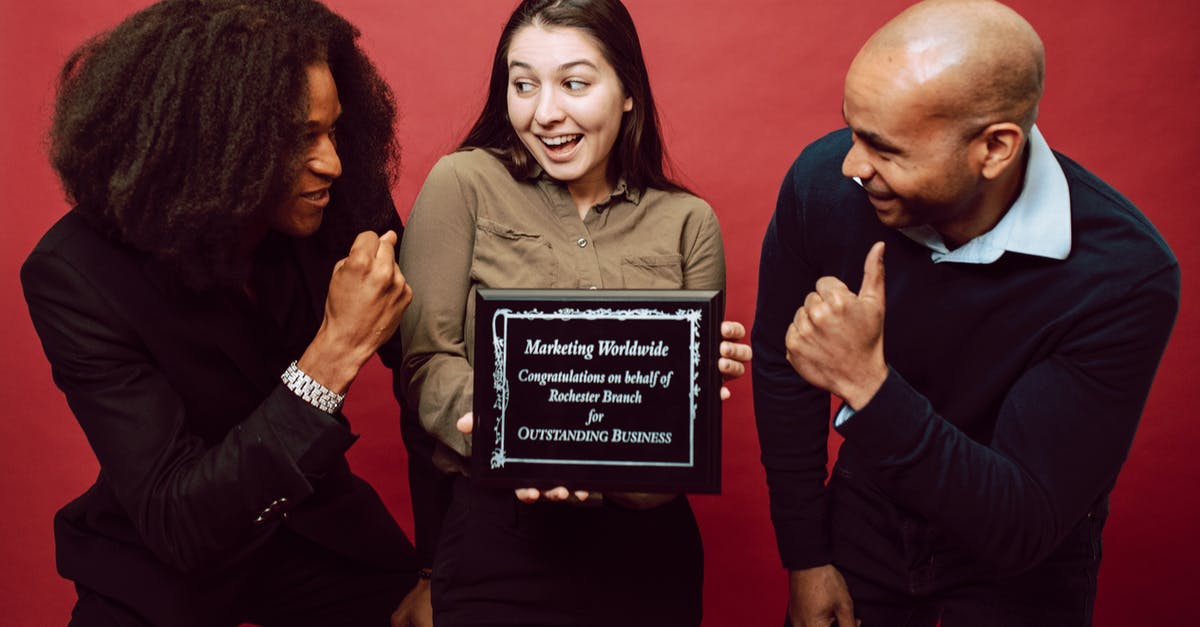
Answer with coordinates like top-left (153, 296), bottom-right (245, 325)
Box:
top-left (752, 1), bottom-right (1179, 625)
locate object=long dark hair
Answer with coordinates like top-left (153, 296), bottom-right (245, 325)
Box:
top-left (50, 0), bottom-right (398, 290)
top-left (459, 0), bottom-right (687, 194)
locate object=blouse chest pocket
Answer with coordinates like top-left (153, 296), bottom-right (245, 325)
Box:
top-left (471, 218), bottom-right (560, 288)
top-left (620, 253), bottom-right (684, 289)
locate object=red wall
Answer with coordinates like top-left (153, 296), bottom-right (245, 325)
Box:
top-left (2, 1), bottom-right (1197, 624)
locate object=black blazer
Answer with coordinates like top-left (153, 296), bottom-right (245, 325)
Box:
top-left (22, 210), bottom-right (415, 624)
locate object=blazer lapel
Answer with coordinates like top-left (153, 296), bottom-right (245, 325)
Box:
top-left (136, 233), bottom-right (337, 399)
top-left (141, 260), bottom-right (276, 397)
top-left (292, 236), bottom-right (336, 332)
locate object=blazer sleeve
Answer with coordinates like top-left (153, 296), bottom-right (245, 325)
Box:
top-left (22, 248), bottom-right (358, 574)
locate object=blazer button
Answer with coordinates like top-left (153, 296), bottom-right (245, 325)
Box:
top-left (577, 238), bottom-right (587, 248)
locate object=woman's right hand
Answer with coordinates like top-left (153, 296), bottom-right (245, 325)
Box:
top-left (300, 230), bottom-right (413, 393)
top-left (456, 412), bottom-right (599, 505)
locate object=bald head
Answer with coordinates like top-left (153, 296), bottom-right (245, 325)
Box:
top-left (851, 0), bottom-right (1045, 133)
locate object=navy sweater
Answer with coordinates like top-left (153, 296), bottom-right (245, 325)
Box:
top-left (752, 128), bottom-right (1180, 577)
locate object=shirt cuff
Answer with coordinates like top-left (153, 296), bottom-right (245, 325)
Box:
top-left (832, 367), bottom-right (935, 462)
top-left (833, 403), bottom-right (856, 427)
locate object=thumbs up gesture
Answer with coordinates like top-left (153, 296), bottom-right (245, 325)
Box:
top-left (784, 241), bottom-right (889, 410)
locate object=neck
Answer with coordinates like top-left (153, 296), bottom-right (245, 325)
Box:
top-left (234, 213), bottom-right (275, 292)
top-left (937, 145), bottom-right (1029, 249)
top-left (566, 171), bottom-right (614, 220)
top-left (239, 221), bottom-right (270, 262)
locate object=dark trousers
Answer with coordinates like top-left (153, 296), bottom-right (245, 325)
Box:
top-left (69, 527), bottom-right (415, 627)
top-left (818, 464), bottom-right (1101, 627)
top-left (432, 477), bottom-right (703, 627)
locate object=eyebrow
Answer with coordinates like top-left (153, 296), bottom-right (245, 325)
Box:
top-left (855, 129), bottom-right (902, 154)
top-left (841, 105), bottom-right (902, 154)
top-left (305, 109), bottom-right (342, 127)
top-left (509, 59), bottom-right (599, 73)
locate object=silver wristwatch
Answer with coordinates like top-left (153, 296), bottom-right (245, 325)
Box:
top-left (281, 360), bottom-right (346, 414)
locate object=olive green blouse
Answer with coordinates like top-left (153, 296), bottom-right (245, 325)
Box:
top-left (398, 148), bottom-right (725, 473)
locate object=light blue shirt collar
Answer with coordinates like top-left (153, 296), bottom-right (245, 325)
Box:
top-left (865, 125), bottom-right (1072, 265)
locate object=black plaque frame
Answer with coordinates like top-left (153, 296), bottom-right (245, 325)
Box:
top-left (472, 288), bottom-right (722, 494)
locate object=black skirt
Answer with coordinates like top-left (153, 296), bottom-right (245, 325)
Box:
top-left (432, 476), bottom-right (703, 626)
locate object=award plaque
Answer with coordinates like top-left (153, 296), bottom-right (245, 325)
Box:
top-left (472, 289), bottom-right (723, 494)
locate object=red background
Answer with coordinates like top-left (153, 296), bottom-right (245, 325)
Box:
top-left (2, 0), bottom-right (1197, 624)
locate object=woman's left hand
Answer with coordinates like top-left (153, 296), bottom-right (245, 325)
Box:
top-left (718, 320), bottom-right (752, 400)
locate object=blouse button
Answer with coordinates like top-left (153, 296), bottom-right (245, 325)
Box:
top-left (577, 238), bottom-right (588, 248)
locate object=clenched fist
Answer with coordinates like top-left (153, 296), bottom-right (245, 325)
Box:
top-left (298, 230), bottom-right (413, 393)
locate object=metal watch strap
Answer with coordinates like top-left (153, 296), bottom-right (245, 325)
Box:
top-left (281, 360), bottom-right (345, 414)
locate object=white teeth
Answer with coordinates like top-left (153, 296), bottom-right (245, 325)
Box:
top-left (541, 134), bottom-right (580, 146)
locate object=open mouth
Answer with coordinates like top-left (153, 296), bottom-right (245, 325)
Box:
top-left (540, 134), bottom-right (582, 155)
top-left (864, 186), bottom-right (897, 203)
top-left (300, 188), bottom-right (330, 202)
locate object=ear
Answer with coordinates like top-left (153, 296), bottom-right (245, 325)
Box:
top-left (975, 123), bottom-right (1025, 180)
top-left (623, 95), bottom-right (633, 113)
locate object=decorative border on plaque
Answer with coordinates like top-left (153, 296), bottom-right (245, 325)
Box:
top-left (489, 307), bottom-right (701, 469)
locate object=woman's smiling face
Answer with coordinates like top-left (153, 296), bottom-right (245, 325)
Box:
top-left (506, 25), bottom-right (632, 192)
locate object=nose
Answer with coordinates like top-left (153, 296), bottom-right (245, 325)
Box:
top-left (309, 135), bottom-right (342, 180)
top-left (533, 89), bottom-right (565, 128)
top-left (841, 138), bottom-right (874, 181)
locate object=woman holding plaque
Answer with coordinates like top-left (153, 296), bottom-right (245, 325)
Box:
top-left (397, 0), bottom-right (748, 624)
